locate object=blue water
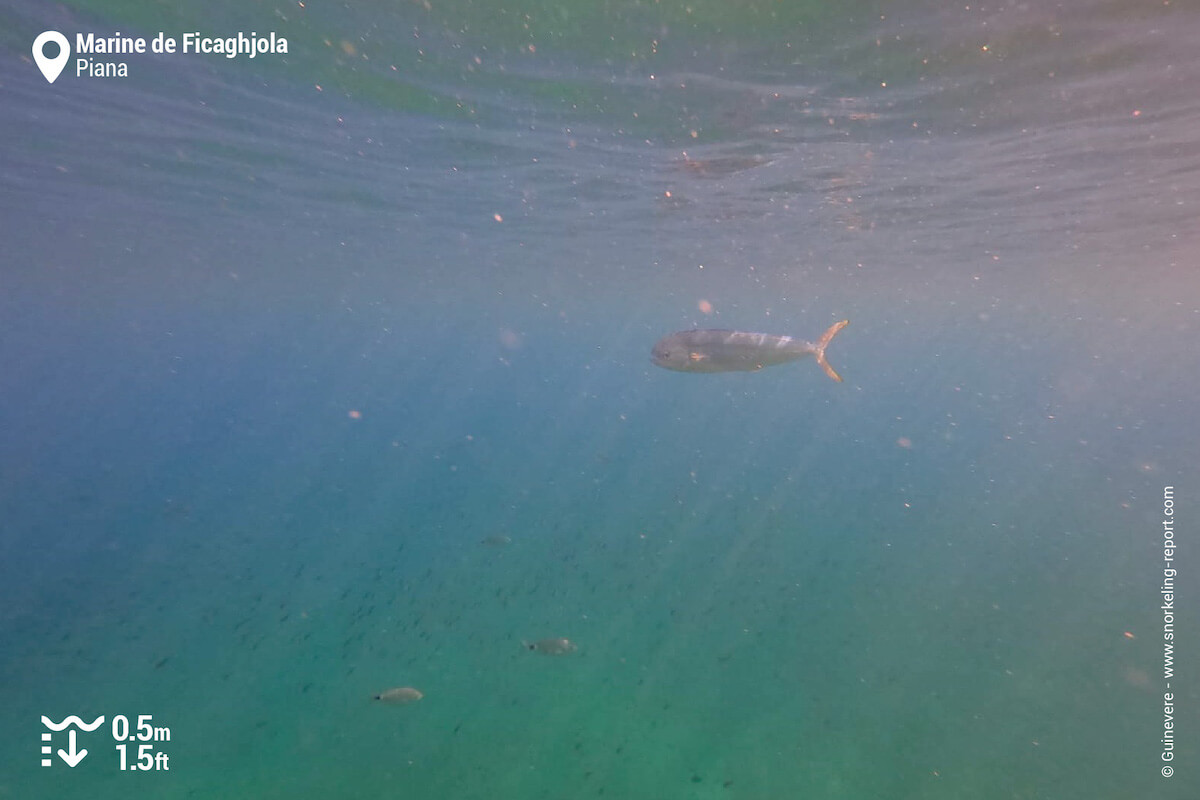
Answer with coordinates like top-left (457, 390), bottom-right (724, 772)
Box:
top-left (1, 0), bottom-right (1197, 797)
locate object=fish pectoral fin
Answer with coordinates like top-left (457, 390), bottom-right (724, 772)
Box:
top-left (688, 352), bottom-right (707, 361)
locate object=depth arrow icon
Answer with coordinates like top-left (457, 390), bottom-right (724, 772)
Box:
top-left (58, 730), bottom-right (87, 767)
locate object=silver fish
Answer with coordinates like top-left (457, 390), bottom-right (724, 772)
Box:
top-left (373, 686), bottom-right (424, 704)
top-left (523, 637), bottom-right (578, 655)
top-left (651, 320), bottom-right (848, 381)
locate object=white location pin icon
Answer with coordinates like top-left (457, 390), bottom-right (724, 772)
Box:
top-left (32, 31), bottom-right (71, 84)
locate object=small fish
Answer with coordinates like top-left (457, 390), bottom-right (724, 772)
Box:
top-left (481, 534), bottom-right (512, 546)
top-left (373, 686), bottom-right (424, 704)
top-left (523, 637), bottom-right (578, 655)
top-left (651, 320), bottom-right (848, 381)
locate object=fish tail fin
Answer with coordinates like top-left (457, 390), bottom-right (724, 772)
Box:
top-left (813, 320), bottom-right (848, 382)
